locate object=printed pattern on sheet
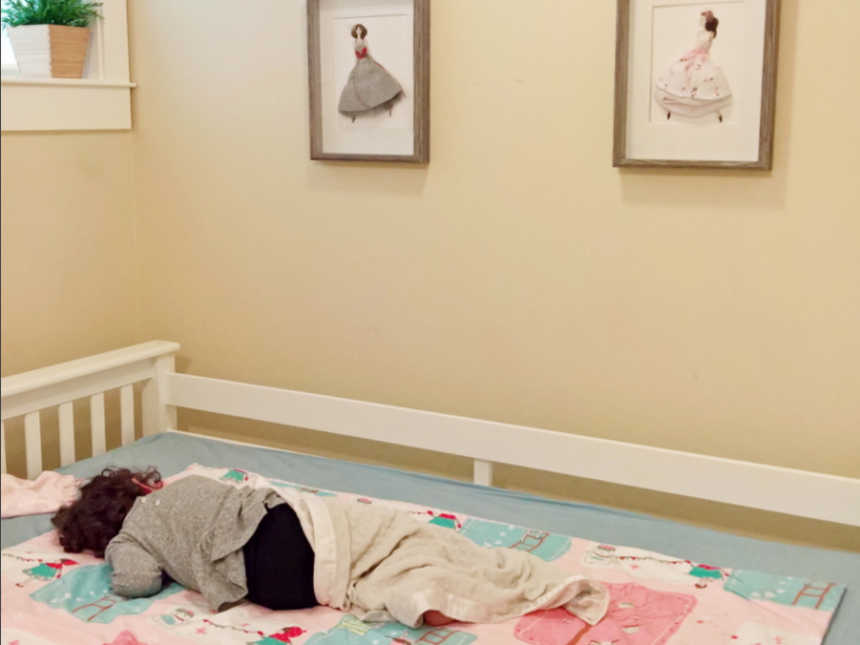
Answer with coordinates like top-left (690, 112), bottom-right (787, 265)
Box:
top-left (0, 464), bottom-right (845, 645)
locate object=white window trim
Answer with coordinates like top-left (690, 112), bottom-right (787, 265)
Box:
top-left (1, 0), bottom-right (134, 131)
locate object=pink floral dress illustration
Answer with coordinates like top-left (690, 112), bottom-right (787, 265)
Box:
top-left (655, 11), bottom-right (732, 120)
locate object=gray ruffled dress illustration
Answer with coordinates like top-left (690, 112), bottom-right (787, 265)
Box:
top-left (338, 24), bottom-right (403, 121)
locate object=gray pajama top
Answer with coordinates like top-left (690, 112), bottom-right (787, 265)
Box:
top-left (105, 475), bottom-right (285, 611)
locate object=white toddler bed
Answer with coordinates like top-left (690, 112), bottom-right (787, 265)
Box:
top-left (1, 341), bottom-right (858, 644)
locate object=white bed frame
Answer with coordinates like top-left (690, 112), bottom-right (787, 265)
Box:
top-left (2, 341), bottom-right (859, 527)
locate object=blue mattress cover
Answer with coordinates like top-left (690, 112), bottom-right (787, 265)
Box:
top-left (2, 431), bottom-right (857, 643)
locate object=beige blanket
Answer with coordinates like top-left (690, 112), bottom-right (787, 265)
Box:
top-left (274, 487), bottom-right (609, 628)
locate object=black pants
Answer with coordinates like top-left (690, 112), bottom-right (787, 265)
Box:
top-left (243, 503), bottom-right (317, 610)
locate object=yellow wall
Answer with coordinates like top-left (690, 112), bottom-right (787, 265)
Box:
top-left (1, 132), bottom-right (140, 374)
top-left (1, 0), bottom-right (857, 548)
top-left (1, 132), bottom-right (142, 472)
top-left (126, 0), bottom-right (859, 548)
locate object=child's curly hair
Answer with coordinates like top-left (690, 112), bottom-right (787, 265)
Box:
top-left (51, 467), bottom-right (161, 557)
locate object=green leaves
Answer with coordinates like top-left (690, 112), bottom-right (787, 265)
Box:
top-left (2, 0), bottom-right (103, 29)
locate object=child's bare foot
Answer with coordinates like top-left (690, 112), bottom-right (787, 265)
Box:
top-left (423, 610), bottom-right (454, 626)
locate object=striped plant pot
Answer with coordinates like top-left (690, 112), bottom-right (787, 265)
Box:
top-left (7, 25), bottom-right (91, 78)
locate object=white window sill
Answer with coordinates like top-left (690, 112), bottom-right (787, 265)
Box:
top-left (1, 78), bottom-right (134, 131)
top-left (1, 76), bottom-right (135, 89)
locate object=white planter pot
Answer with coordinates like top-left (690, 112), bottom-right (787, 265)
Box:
top-left (7, 24), bottom-right (91, 79)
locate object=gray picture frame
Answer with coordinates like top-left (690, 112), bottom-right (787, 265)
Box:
top-left (613, 0), bottom-right (780, 169)
top-left (307, 0), bottom-right (430, 163)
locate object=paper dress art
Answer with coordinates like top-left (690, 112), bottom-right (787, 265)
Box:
top-left (655, 10), bottom-right (732, 122)
top-left (338, 23), bottom-right (403, 121)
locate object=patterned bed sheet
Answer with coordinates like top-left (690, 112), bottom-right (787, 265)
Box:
top-left (1, 464), bottom-right (846, 645)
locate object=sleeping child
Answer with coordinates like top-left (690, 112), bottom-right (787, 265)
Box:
top-left (51, 467), bottom-right (608, 628)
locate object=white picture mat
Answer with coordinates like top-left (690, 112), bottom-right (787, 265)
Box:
top-left (319, 0), bottom-right (414, 156)
top-left (626, 0), bottom-right (767, 162)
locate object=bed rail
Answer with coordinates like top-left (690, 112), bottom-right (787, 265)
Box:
top-left (2, 341), bottom-right (859, 527)
top-left (1, 341), bottom-right (179, 478)
top-left (167, 372), bottom-right (860, 527)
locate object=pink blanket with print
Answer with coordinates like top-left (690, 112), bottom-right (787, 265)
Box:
top-left (1, 464), bottom-right (845, 645)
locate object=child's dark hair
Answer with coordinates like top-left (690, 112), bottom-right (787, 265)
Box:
top-left (705, 15), bottom-right (719, 37)
top-left (51, 467), bottom-right (161, 557)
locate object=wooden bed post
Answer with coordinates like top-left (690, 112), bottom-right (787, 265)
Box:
top-left (141, 354), bottom-right (178, 436)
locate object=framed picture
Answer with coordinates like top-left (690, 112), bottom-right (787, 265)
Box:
top-left (307, 0), bottom-right (429, 163)
top-left (613, 0), bottom-right (780, 168)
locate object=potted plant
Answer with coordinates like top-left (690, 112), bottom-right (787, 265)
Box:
top-left (2, 0), bottom-right (102, 79)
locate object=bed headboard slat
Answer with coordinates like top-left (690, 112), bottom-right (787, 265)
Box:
top-left (58, 402), bottom-right (75, 467)
top-left (90, 393), bottom-right (107, 457)
top-left (24, 412), bottom-right (42, 479)
top-left (120, 384), bottom-right (135, 446)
